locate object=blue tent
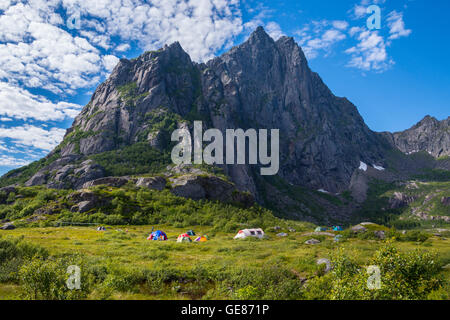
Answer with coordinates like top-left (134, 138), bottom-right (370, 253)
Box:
top-left (333, 226), bottom-right (343, 231)
top-left (147, 230), bottom-right (168, 241)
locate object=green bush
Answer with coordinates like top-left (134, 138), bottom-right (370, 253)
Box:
top-left (0, 236), bottom-right (48, 283)
top-left (18, 255), bottom-right (93, 300)
top-left (398, 230), bottom-right (430, 243)
top-left (303, 243), bottom-right (445, 300)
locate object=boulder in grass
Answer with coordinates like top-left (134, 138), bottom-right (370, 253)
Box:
top-left (351, 225), bottom-right (367, 233)
top-left (374, 230), bottom-right (386, 239)
top-left (0, 223), bottom-right (16, 230)
top-left (441, 197), bottom-right (450, 206)
top-left (277, 232), bottom-right (288, 237)
top-left (317, 258), bottom-right (332, 273)
top-left (305, 239), bottom-right (320, 245)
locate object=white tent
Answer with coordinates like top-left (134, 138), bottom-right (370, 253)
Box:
top-left (234, 228), bottom-right (265, 240)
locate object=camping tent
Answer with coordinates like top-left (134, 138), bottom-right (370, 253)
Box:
top-left (177, 233), bottom-right (192, 243)
top-left (333, 226), bottom-right (343, 231)
top-left (147, 230), bottom-right (168, 241)
top-left (234, 228), bottom-right (265, 240)
top-left (195, 236), bottom-right (208, 242)
top-left (315, 227), bottom-right (327, 232)
top-left (187, 230), bottom-right (196, 236)
top-left (97, 226), bottom-right (106, 231)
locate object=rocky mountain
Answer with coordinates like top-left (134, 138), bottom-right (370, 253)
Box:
top-left (383, 115), bottom-right (450, 158)
top-left (1, 27), bottom-right (448, 223)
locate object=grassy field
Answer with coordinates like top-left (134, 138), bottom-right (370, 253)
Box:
top-left (1, 224), bottom-right (449, 300)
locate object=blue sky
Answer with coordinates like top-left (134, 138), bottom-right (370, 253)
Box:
top-left (0, 0), bottom-right (449, 176)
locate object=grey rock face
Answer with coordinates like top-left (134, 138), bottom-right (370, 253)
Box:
top-left (169, 174), bottom-right (254, 206)
top-left (349, 170), bottom-right (369, 203)
top-left (73, 201), bottom-right (96, 213)
top-left (305, 239), bottom-right (320, 245)
top-left (0, 186), bottom-right (17, 195)
top-left (276, 232), bottom-right (288, 237)
top-left (351, 225), bottom-right (367, 233)
top-left (389, 192), bottom-right (416, 209)
top-left (170, 176), bottom-right (206, 200)
top-left (0, 186), bottom-right (16, 204)
top-left (386, 116), bottom-right (450, 158)
top-left (136, 177), bottom-right (166, 191)
top-left (25, 172), bottom-right (48, 187)
top-left (82, 177), bottom-right (130, 189)
top-left (0, 222), bottom-right (15, 230)
top-left (32, 27), bottom-right (388, 196)
top-left (374, 230), bottom-right (386, 239)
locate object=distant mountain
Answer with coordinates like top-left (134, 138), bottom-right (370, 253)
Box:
top-left (1, 27), bottom-right (448, 223)
top-left (383, 116), bottom-right (450, 158)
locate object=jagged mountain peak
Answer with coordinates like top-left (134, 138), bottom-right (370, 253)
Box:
top-left (389, 115), bottom-right (450, 158)
top-left (414, 115), bottom-right (439, 128)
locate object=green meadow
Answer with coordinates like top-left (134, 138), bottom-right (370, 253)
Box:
top-left (1, 224), bottom-right (449, 300)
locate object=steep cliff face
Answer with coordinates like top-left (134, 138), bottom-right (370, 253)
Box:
top-left (384, 116), bottom-right (450, 158)
top-left (201, 27), bottom-right (387, 193)
top-left (1, 27), bottom-right (448, 222)
top-left (15, 27), bottom-right (389, 195)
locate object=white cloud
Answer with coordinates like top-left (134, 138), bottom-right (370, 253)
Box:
top-left (102, 55), bottom-right (120, 72)
top-left (295, 21), bottom-right (347, 59)
top-left (265, 21), bottom-right (284, 40)
top-left (350, 0), bottom-right (386, 19)
top-left (115, 43), bottom-right (130, 52)
top-left (0, 124), bottom-right (66, 151)
top-left (332, 20), bottom-right (349, 30)
top-left (60, 0), bottom-right (244, 62)
top-left (0, 154), bottom-right (31, 166)
top-left (387, 11), bottom-right (412, 40)
top-left (0, 0), bottom-right (12, 11)
top-left (345, 30), bottom-right (392, 71)
top-left (344, 7), bottom-right (411, 72)
top-left (0, 82), bottom-right (82, 121)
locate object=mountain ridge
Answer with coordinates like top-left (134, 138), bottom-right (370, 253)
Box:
top-left (1, 27), bottom-right (448, 223)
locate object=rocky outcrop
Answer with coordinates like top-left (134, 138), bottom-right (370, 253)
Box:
top-left (25, 158), bottom-right (105, 190)
top-left (82, 177), bottom-right (130, 189)
top-left (136, 176), bottom-right (166, 191)
top-left (442, 197), bottom-right (450, 206)
top-left (169, 174), bottom-right (254, 207)
top-left (389, 192), bottom-right (417, 209)
top-left (0, 186), bottom-right (16, 204)
top-left (351, 225), bottom-right (367, 233)
top-left (68, 190), bottom-right (110, 214)
top-left (0, 222), bottom-right (15, 230)
top-left (305, 239), bottom-right (320, 245)
top-left (374, 230), bottom-right (386, 239)
top-left (349, 170), bottom-right (369, 203)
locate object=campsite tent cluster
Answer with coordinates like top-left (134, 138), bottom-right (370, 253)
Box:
top-left (145, 228), bottom-right (267, 242)
top-left (146, 229), bottom-right (209, 242)
top-left (315, 226), bottom-right (343, 232)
